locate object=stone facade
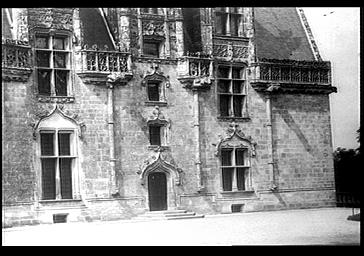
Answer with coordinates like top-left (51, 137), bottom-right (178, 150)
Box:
top-left (2, 8), bottom-right (337, 227)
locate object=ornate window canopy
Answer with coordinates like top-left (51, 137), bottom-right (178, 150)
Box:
top-left (141, 62), bottom-right (170, 87)
top-left (31, 105), bottom-right (86, 140)
top-left (147, 106), bottom-right (169, 126)
top-left (213, 122), bottom-right (256, 157)
top-left (137, 150), bottom-right (183, 186)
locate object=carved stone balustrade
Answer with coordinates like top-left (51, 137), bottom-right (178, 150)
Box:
top-left (77, 46), bottom-right (133, 86)
top-left (2, 38), bottom-right (33, 82)
top-left (250, 58), bottom-right (337, 94)
top-left (177, 54), bottom-right (213, 90)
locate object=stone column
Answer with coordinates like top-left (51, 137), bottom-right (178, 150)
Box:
top-left (265, 91), bottom-right (277, 191)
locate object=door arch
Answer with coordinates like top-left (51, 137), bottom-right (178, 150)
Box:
top-left (148, 172), bottom-right (167, 211)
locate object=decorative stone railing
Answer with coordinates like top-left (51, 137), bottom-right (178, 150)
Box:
top-left (77, 46), bottom-right (133, 85)
top-left (177, 54), bottom-right (213, 90)
top-left (2, 38), bottom-right (33, 82)
top-left (251, 58), bottom-right (336, 94)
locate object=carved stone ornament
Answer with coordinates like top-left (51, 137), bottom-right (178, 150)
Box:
top-left (147, 106), bottom-right (169, 126)
top-left (30, 104), bottom-right (86, 140)
top-left (142, 20), bottom-right (165, 38)
top-left (137, 150), bottom-right (183, 186)
top-left (141, 62), bottom-right (170, 88)
top-left (213, 122), bottom-right (257, 157)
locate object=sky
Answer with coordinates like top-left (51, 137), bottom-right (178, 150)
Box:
top-left (302, 7), bottom-right (360, 150)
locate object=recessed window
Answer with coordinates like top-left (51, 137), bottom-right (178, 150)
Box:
top-left (217, 65), bottom-right (247, 118)
top-left (147, 82), bottom-right (160, 101)
top-left (143, 40), bottom-right (160, 58)
top-left (40, 131), bottom-right (75, 200)
top-left (215, 7), bottom-right (243, 37)
top-left (149, 125), bottom-right (162, 146)
top-left (141, 8), bottom-right (159, 14)
top-left (35, 34), bottom-right (71, 96)
top-left (221, 147), bottom-right (250, 191)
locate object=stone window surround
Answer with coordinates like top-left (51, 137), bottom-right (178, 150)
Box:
top-left (214, 7), bottom-right (245, 37)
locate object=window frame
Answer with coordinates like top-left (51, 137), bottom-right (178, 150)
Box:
top-left (34, 31), bottom-right (73, 97)
top-left (142, 39), bottom-right (161, 58)
top-left (220, 147), bottom-right (251, 192)
top-left (216, 64), bottom-right (248, 119)
top-left (39, 128), bottom-right (77, 200)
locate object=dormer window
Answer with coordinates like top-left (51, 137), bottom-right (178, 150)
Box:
top-left (215, 7), bottom-right (243, 37)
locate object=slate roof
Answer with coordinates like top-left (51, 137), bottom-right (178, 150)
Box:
top-left (254, 7), bottom-right (316, 61)
top-left (79, 8), bottom-right (115, 50)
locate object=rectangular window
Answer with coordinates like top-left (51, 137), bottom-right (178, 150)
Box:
top-left (147, 82), bottom-right (160, 101)
top-left (35, 34), bottom-right (70, 96)
top-left (217, 65), bottom-right (247, 118)
top-left (220, 147), bottom-right (250, 192)
top-left (40, 131), bottom-right (75, 200)
top-left (149, 125), bottom-right (161, 146)
top-left (143, 40), bottom-right (159, 57)
top-left (215, 7), bottom-right (242, 36)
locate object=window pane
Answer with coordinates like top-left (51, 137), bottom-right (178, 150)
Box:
top-left (233, 95), bottom-right (243, 117)
top-left (147, 82), bottom-right (160, 101)
top-left (217, 66), bottom-right (230, 78)
top-left (55, 70), bottom-right (68, 96)
top-left (59, 158), bottom-right (73, 199)
top-left (219, 95), bottom-right (230, 117)
top-left (217, 80), bottom-right (230, 93)
top-left (235, 148), bottom-right (246, 166)
top-left (215, 13), bottom-right (227, 35)
top-left (40, 133), bottom-right (54, 156)
top-left (41, 158), bottom-right (56, 200)
top-left (37, 70), bottom-right (51, 95)
top-left (53, 37), bottom-right (66, 50)
top-left (35, 36), bottom-right (48, 49)
top-left (230, 14), bottom-right (240, 36)
top-left (149, 125), bottom-right (161, 145)
top-left (222, 167), bottom-right (233, 191)
top-left (36, 51), bottom-right (50, 67)
top-left (54, 52), bottom-right (67, 68)
top-left (58, 133), bottom-right (71, 156)
top-left (232, 67), bottom-right (243, 79)
top-left (221, 148), bottom-right (233, 166)
top-left (232, 81), bottom-right (242, 93)
top-left (143, 41), bottom-right (159, 57)
top-left (236, 167), bottom-right (246, 191)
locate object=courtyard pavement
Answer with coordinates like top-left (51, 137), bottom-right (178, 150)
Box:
top-left (2, 207), bottom-right (360, 246)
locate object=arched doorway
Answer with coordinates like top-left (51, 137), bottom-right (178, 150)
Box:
top-left (148, 172), bottom-right (167, 211)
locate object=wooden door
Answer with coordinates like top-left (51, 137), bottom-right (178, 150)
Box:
top-left (148, 172), bottom-right (167, 211)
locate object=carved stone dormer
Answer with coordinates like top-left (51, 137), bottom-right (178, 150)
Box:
top-left (213, 122), bottom-right (257, 157)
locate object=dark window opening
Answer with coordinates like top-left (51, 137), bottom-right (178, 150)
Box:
top-left (40, 133), bottom-right (54, 156)
top-left (55, 70), bottom-right (68, 96)
top-left (147, 82), bottom-right (160, 101)
top-left (53, 213), bottom-right (68, 223)
top-left (215, 12), bottom-right (227, 35)
top-left (58, 133), bottom-right (70, 156)
top-left (236, 167), bottom-right (246, 191)
top-left (41, 158), bottom-right (56, 200)
top-left (182, 8), bottom-right (202, 55)
top-left (219, 95), bottom-right (230, 117)
top-left (221, 148), bottom-right (233, 166)
top-left (149, 125), bottom-right (161, 146)
top-left (143, 41), bottom-right (159, 57)
top-left (231, 204), bottom-right (244, 213)
top-left (59, 158), bottom-right (73, 199)
top-left (222, 168), bottom-right (234, 191)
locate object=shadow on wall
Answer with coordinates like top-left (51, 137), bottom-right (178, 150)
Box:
top-left (274, 107), bottom-right (315, 156)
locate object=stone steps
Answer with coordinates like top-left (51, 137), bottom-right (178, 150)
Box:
top-left (134, 209), bottom-right (205, 221)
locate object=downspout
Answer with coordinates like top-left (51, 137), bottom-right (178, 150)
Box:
top-left (193, 88), bottom-right (204, 192)
top-left (266, 85), bottom-right (279, 191)
top-left (106, 79), bottom-right (117, 196)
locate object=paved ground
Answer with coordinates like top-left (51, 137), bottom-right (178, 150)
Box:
top-left (2, 207), bottom-right (360, 246)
